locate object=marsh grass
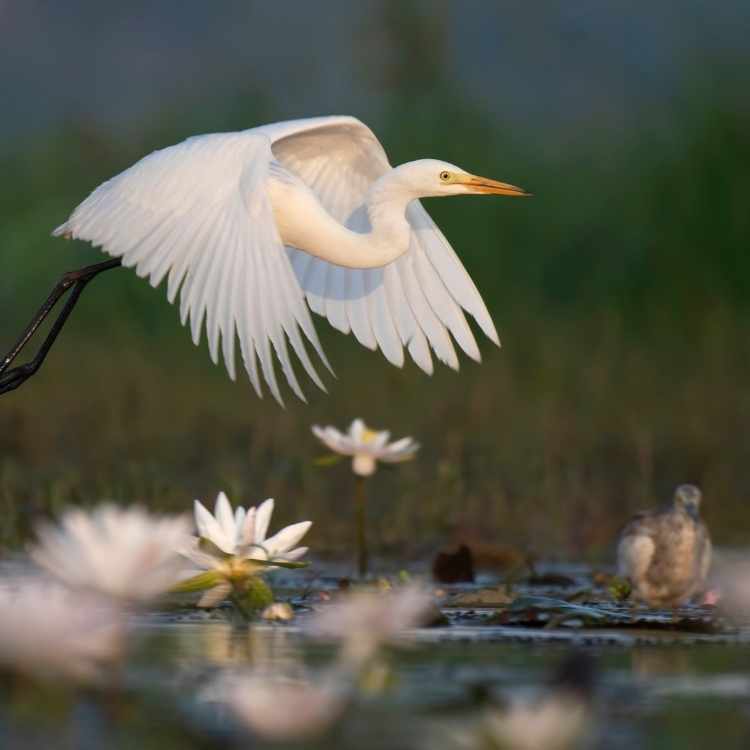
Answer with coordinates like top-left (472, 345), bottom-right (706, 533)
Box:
top-left (2, 305), bottom-right (749, 559)
top-left (2, 87), bottom-right (749, 560)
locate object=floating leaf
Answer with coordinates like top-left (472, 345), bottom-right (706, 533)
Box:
top-left (445, 586), bottom-right (514, 608)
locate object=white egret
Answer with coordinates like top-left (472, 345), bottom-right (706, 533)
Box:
top-left (53, 115), bottom-right (529, 403)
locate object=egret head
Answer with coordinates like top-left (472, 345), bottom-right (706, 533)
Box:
top-left (396, 159), bottom-right (530, 199)
top-left (673, 484), bottom-right (702, 519)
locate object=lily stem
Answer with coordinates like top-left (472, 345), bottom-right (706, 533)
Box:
top-left (355, 475), bottom-right (368, 579)
top-left (229, 591), bottom-right (254, 622)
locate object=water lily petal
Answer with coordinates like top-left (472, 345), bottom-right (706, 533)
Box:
top-left (240, 506), bottom-right (257, 547)
top-left (198, 582), bottom-right (232, 608)
top-left (234, 506), bottom-right (246, 540)
top-left (380, 450), bottom-right (419, 464)
top-left (214, 492), bottom-right (237, 551)
top-left (194, 500), bottom-right (234, 553)
top-left (380, 438), bottom-right (420, 463)
top-left (312, 425), bottom-right (351, 455)
top-left (283, 546), bottom-right (309, 561)
top-left (383, 436), bottom-right (415, 453)
top-left (254, 499), bottom-right (275, 544)
top-left (349, 419), bottom-right (366, 442)
top-left (179, 537), bottom-right (220, 569)
top-left (264, 521), bottom-right (312, 557)
top-left (372, 430), bottom-right (391, 450)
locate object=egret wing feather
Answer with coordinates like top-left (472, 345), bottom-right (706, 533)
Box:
top-left (406, 202), bottom-right (500, 346)
top-left (54, 131), bottom-right (325, 403)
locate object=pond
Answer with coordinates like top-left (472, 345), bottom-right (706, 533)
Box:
top-left (2, 562), bottom-right (749, 750)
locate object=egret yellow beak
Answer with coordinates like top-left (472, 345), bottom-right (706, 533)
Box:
top-left (460, 174), bottom-right (531, 197)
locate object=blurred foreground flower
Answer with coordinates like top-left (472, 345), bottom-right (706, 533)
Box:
top-left (0, 581), bottom-right (124, 683)
top-left (474, 696), bottom-right (588, 750)
top-left (454, 652), bottom-right (595, 750)
top-left (31, 504), bottom-right (191, 604)
top-left (311, 585), bottom-right (434, 668)
top-left (176, 491), bottom-right (310, 613)
top-left (311, 419), bottom-right (419, 577)
top-left (714, 559), bottom-right (750, 621)
top-left (215, 672), bottom-right (348, 742)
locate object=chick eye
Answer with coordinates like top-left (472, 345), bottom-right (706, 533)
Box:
top-left (439, 170), bottom-right (451, 182)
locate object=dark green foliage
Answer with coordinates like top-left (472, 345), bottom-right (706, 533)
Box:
top-left (1, 81), bottom-right (749, 559)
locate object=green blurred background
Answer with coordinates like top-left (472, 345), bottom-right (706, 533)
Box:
top-left (1, 1), bottom-right (749, 561)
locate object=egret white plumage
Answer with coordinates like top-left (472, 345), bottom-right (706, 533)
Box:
top-left (54, 116), bottom-right (529, 403)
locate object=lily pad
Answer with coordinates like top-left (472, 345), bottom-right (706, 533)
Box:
top-left (478, 595), bottom-right (730, 634)
top-left (444, 587), bottom-right (514, 608)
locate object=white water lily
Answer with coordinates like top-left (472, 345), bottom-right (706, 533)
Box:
top-left (0, 580), bottom-right (124, 683)
top-left (30, 504), bottom-right (191, 603)
top-left (179, 491), bottom-right (311, 608)
top-left (311, 585), bottom-right (434, 667)
top-left (312, 420), bottom-right (419, 578)
top-left (192, 491), bottom-right (310, 561)
top-left (312, 418), bottom-right (419, 476)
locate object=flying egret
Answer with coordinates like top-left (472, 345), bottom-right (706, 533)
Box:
top-left (2, 116), bottom-right (529, 401)
top-left (617, 484), bottom-right (712, 607)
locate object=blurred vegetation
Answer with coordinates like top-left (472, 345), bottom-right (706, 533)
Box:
top-left (2, 5), bottom-right (750, 563)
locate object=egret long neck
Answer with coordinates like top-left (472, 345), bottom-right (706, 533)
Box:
top-left (269, 169), bottom-right (414, 270)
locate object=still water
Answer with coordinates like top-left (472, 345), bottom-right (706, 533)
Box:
top-left (1, 565), bottom-right (749, 749)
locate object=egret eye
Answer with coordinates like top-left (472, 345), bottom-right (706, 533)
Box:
top-left (439, 170), bottom-right (451, 182)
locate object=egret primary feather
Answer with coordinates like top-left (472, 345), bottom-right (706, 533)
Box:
top-left (55, 115), bottom-right (528, 403)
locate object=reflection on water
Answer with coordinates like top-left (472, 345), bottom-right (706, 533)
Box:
top-left (129, 623), bottom-right (750, 749)
top-left (169, 622), bottom-right (305, 672)
top-left (631, 648), bottom-right (693, 679)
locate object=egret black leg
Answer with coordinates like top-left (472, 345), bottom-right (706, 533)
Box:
top-left (0, 258), bottom-right (122, 396)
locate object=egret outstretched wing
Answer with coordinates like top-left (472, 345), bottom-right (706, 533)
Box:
top-left (56, 115), bottom-right (501, 402)
top-left (54, 131), bottom-right (327, 404)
